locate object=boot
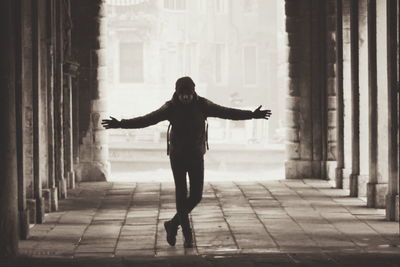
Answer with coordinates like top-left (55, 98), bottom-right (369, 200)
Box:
top-left (164, 220), bottom-right (179, 246)
top-left (183, 228), bottom-right (193, 248)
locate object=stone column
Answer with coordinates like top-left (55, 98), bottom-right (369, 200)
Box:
top-left (342, 0), bottom-right (353, 190)
top-left (326, 0), bottom-right (339, 181)
top-left (356, 0), bottom-right (370, 197)
top-left (14, 0), bottom-right (29, 239)
top-left (367, 0), bottom-right (388, 208)
top-left (311, 0), bottom-right (329, 179)
top-left (0, 0), bottom-right (18, 257)
top-left (55, 0), bottom-right (67, 198)
top-left (75, 0), bottom-right (109, 182)
top-left (46, 0), bottom-right (58, 211)
top-left (335, 0), bottom-right (345, 189)
top-left (19, 0), bottom-right (37, 224)
top-left (386, 0), bottom-right (399, 221)
top-left (285, 0), bottom-right (313, 179)
top-left (349, 0), bottom-right (360, 197)
top-left (32, 0), bottom-right (46, 224)
top-left (285, 0), bottom-right (333, 179)
top-left (62, 0), bottom-right (75, 189)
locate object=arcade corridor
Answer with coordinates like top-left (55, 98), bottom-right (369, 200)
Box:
top-left (0, 0), bottom-right (400, 265)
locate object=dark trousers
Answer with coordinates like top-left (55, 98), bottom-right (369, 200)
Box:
top-left (169, 153), bottom-right (204, 233)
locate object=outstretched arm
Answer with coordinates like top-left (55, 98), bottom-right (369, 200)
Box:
top-left (101, 103), bottom-right (170, 129)
top-left (252, 105), bottom-right (272, 120)
top-left (204, 99), bottom-right (272, 120)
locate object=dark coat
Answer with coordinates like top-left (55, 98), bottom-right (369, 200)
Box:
top-left (120, 93), bottom-right (254, 156)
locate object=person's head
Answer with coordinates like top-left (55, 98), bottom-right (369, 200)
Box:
top-left (175, 76), bottom-right (195, 104)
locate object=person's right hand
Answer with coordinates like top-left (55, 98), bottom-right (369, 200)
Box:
top-left (101, 116), bottom-right (121, 129)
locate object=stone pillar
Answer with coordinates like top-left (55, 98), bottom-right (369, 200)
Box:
top-left (32, 0), bottom-right (45, 224)
top-left (356, 0), bottom-right (370, 197)
top-left (349, 0), bottom-right (360, 197)
top-left (342, 0), bottom-right (353, 190)
top-left (285, 0), bottom-right (313, 179)
top-left (0, 0), bottom-right (18, 257)
top-left (367, 0), bottom-right (388, 208)
top-left (55, 0), bottom-right (67, 198)
top-left (72, 68), bottom-right (80, 183)
top-left (285, 0), bottom-right (332, 179)
top-left (47, 0), bottom-right (58, 211)
top-left (75, 0), bottom-right (109, 182)
top-left (19, 0), bottom-right (36, 224)
top-left (36, 0), bottom-right (53, 213)
top-left (62, 0), bottom-right (76, 189)
top-left (326, 0), bottom-right (339, 181)
top-left (335, 0), bottom-right (345, 189)
top-left (14, 0), bottom-right (29, 239)
top-left (385, 0), bottom-right (399, 221)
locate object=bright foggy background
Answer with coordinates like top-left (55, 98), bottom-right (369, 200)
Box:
top-left (105, 0), bottom-right (287, 182)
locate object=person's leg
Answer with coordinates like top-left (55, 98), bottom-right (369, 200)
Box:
top-left (169, 155), bottom-right (190, 225)
top-left (164, 155), bottom-right (188, 246)
top-left (170, 156), bottom-right (204, 221)
top-left (186, 156), bottom-right (204, 213)
top-left (181, 156), bottom-right (204, 248)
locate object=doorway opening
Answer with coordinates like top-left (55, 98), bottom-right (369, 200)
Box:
top-left (104, 0), bottom-right (287, 182)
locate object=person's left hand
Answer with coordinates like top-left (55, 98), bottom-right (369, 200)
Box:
top-left (253, 105), bottom-right (272, 120)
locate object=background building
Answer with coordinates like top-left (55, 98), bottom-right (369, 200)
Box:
top-left (105, 0), bottom-right (287, 174)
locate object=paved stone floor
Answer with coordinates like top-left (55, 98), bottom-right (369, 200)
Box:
top-left (10, 179), bottom-right (400, 266)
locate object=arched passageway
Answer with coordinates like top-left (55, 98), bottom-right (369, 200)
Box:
top-left (0, 0), bottom-right (399, 259)
top-left (102, 0), bottom-right (287, 182)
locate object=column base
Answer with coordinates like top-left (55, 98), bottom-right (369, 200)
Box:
top-left (367, 182), bottom-right (387, 208)
top-left (26, 199), bottom-right (36, 224)
top-left (42, 189), bottom-right (51, 213)
top-left (356, 175), bottom-right (369, 198)
top-left (342, 168), bottom-right (351, 190)
top-left (19, 209), bottom-right (30, 240)
top-left (50, 187), bottom-right (58, 212)
top-left (335, 167), bottom-right (343, 189)
top-left (349, 174), bottom-right (358, 197)
top-left (385, 193), bottom-right (399, 221)
top-left (67, 171), bottom-right (75, 189)
top-left (76, 161), bottom-right (109, 182)
top-left (59, 179), bottom-right (67, 200)
top-left (285, 160), bottom-right (327, 179)
top-left (326, 161), bottom-right (337, 181)
top-left (35, 197), bottom-right (45, 224)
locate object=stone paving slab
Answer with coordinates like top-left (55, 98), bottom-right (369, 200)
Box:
top-left (17, 179), bottom-right (400, 265)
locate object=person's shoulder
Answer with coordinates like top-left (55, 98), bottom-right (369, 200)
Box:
top-left (155, 101), bottom-right (172, 113)
top-left (197, 96), bottom-right (211, 105)
top-left (162, 100), bottom-right (173, 108)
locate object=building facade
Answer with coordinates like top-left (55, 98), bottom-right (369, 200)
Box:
top-left (105, 0), bottom-right (285, 147)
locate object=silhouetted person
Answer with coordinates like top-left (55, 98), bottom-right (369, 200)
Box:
top-left (101, 77), bottom-right (271, 248)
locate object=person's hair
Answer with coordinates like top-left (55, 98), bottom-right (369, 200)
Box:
top-left (175, 76), bottom-right (195, 91)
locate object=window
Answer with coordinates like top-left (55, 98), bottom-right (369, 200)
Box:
top-left (215, 0), bottom-right (227, 14)
top-left (243, 45), bottom-right (257, 85)
top-left (119, 42), bottom-right (144, 83)
top-left (215, 43), bottom-right (226, 83)
top-left (164, 0), bottom-right (186, 10)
